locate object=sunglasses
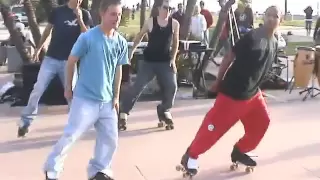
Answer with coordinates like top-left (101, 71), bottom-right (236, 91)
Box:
top-left (162, 5), bottom-right (172, 11)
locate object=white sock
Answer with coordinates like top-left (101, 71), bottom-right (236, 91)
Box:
top-left (120, 113), bottom-right (127, 119)
top-left (187, 158), bottom-right (198, 169)
top-left (163, 112), bottom-right (172, 119)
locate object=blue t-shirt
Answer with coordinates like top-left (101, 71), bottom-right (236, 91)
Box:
top-left (70, 26), bottom-right (129, 102)
top-left (46, 5), bottom-right (93, 60)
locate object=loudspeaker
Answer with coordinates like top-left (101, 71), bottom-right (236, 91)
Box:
top-left (21, 63), bottom-right (67, 106)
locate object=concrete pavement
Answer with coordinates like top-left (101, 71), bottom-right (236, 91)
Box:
top-left (0, 92), bottom-right (320, 180)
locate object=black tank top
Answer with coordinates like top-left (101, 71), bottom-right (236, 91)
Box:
top-left (144, 17), bottom-right (173, 62)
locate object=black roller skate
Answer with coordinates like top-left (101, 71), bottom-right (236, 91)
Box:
top-left (17, 124), bottom-right (29, 138)
top-left (175, 150), bottom-right (198, 178)
top-left (89, 172), bottom-right (114, 180)
top-left (229, 146), bottom-right (257, 173)
top-left (118, 113), bottom-right (127, 131)
top-left (157, 105), bottom-right (174, 130)
top-left (45, 172), bottom-right (57, 180)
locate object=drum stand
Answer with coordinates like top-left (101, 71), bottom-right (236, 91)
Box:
top-left (298, 72), bottom-right (320, 101)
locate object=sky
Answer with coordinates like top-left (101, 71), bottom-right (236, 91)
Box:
top-left (122, 0), bottom-right (320, 15)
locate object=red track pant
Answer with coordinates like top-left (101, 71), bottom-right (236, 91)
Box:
top-left (188, 91), bottom-right (270, 159)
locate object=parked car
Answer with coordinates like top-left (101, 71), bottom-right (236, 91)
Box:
top-left (9, 5), bottom-right (28, 27)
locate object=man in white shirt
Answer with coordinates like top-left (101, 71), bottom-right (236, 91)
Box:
top-left (190, 5), bottom-right (207, 45)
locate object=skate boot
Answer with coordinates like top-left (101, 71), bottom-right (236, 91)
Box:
top-left (17, 121), bottom-right (29, 138)
top-left (45, 172), bottom-right (57, 180)
top-left (230, 146), bottom-right (257, 173)
top-left (175, 150), bottom-right (198, 178)
top-left (157, 105), bottom-right (174, 130)
top-left (89, 172), bottom-right (114, 180)
top-left (118, 112), bottom-right (127, 131)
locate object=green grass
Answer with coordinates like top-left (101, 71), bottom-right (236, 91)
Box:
top-left (118, 11), bottom-right (310, 35)
top-left (285, 42), bottom-right (314, 56)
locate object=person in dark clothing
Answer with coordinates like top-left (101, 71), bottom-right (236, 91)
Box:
top-left (119, 0), bottom-right (180, 130)
top-left (235, 4), bottom-right (254, 34)
top-left (176, 6), bottom-right (280, 178)
top-left (17, 0), bottom-right (92, 138)
top-left (304, 6), bottom-right (313, 36)
top-left (172, 3), bottom-right (184, 26)
top-left (313, 16), bottom-right (320, 44)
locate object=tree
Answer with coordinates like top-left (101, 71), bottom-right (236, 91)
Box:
top-left (0, 3), bottom-right (31, 63)
top-left (140, 0), bottom-right (146, 29)
top-left (24, 0), bottom-right (41, 45)
top-left (180, 0), bottom-right (197, 39)
top-left (90, 0), bottom-right (101, 25)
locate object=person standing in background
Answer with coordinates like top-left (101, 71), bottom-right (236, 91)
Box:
top-left (235, 3), bottom-right (254, 34)
top-left (190, 5), bottom-right (207, 44)
top-left (200, 1), bottom-right (213, 46)
top-left (304, 6), bottom-right (313, 36)
top-left (172, 3), bottom-right (184, 26)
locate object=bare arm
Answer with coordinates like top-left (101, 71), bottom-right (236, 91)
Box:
top-left (131, 18), bottom-right (151, 53)
top-left (66, 56), bottom-right (79, 90)
top-left (113, 66), bottom-right (122, 100)
top-left (35, 24), bottom-right (53, 51)
top-left (171, 20), bottom-right (180, 62)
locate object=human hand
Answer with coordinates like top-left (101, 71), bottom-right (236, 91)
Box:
top-left (170, 60), bottom-right (177, 73)
top-left (64, 87), bottom-right (73, 101)
top-left (32, 49), bottom-right (40, 62)
top-left (113, 96), bottom-right (119, 112)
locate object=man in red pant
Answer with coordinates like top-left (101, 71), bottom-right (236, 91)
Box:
top-left (178, 6), bottom-right (281, 177)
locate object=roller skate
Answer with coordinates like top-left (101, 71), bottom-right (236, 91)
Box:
top-left (17, 120), bottom-right (29, 138)
top-left (89, 172), bottom-right (114, 180)
top-left (175, 150), bottom-right (198, 178)
top-left (118, 113), bottom-right (127, 131)
top-left (229, 146), bottom-right (257, 173)
top-left (157, 105), bottom-right (174, 130)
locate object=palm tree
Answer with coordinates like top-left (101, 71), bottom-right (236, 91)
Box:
top-left (140, 0), bottom-right (146, 29)
top-left (180, 0), bottom-right (197, 39)
top-left (0, 3), bottom-right (31, 62)
top-left (90, 0), bottom-right (101, 25)
top-left (24, 0), bottom-right (41, 45)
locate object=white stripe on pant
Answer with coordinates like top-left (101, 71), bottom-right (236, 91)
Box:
top-left (43, 96), bottom-right (118, 179)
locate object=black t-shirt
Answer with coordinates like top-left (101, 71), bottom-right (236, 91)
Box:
top-left (46, 5), bottom-right (93, 60)
top-left (220, 27), bottom-right (278, 100)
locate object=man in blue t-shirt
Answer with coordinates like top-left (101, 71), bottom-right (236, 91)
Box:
top-left (43, 0), bottom-right (129, 179)
top-left (18, 0), bottom-right (92, 137)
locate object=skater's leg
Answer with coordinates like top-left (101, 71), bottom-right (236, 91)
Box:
top-left (120, 61), bottom-right (156, 114)
top-left (44, 97), bottom-right (99, 179)
top-left (88, 101), bottom-right (118, 179)
top-left (236, 91), bottom-right (270, 153)
top-left (188, 93), bottom-right (244, 159)
top-left (18, 57), bottom-right (59, 135)
top-left (155, 62), bottom-right (177, 112)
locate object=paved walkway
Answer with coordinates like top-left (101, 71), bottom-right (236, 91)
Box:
top-left (1, 92), bottom-right (320, 180)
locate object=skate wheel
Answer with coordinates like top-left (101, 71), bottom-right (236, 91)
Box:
top-left (176, 165), bottom-right (183, 171)
top-left (182, 172), bottom-right (189, 178)
top-left (158, 122), bottom-right (164, 128)
top-left (230, 163), bottom-right (238, 171)
top-left (165, 125), bottom-right (174, 130)
top-left (245, 167), bottom-right (254, 173)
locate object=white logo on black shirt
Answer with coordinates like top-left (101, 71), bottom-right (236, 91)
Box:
top-left (64, 19), bottom-right (78, 26)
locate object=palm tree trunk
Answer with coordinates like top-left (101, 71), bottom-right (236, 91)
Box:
top-left (24, 0), bottom-right (41, 45)
top-left (0, 4), bottom-right (31, 63)
top-left (180, 0), bottom-right (197, 39)
top-left (150, 0), bottom-right (162, 17)
top-left (140, 0), bottom-right (146, 29)
top-left (90, 0), bottom-right (101, 25)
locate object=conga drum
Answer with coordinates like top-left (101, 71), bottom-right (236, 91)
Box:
top-left (294, 46), bottom-right (315, 88)
top-left (315, 46), bottom-right (320, 85)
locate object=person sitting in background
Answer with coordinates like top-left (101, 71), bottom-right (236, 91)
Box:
top-left (172, 3), bottom-right (184, 26)
top-left (190, 5), bottom-right (207, 45)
